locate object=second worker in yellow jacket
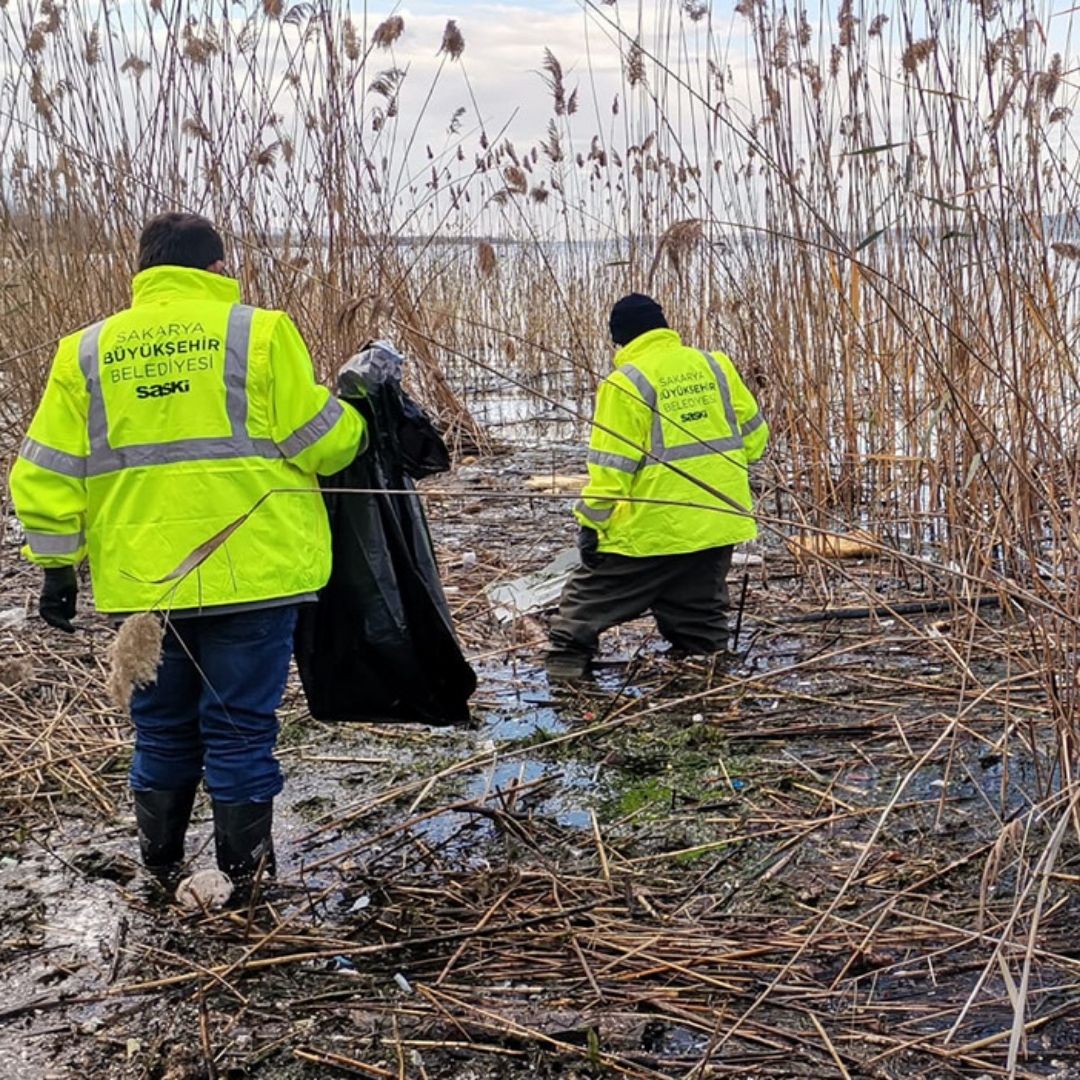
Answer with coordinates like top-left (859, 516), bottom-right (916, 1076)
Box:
top-left (547, 293), bottom-right (768, 680)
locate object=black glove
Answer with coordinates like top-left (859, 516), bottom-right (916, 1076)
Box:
top-left (40, 566), bottom-right (77, 633)
top-left (577, 526), bottom-right (602, 569)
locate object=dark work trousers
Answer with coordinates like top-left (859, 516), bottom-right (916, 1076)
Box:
top-left (129, 605), bottom-right (299, 804)
top-left (548, 545), bottom-right (733, 666)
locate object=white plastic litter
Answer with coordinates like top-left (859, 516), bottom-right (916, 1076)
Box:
top-left (175, 868), bottom-right (234, 911)
top-left (349, 895), bottom-right (371, 913)
top-left (485, 547), bottom-right (764, 624)
top-left (338, 340), bottom-right (405, 396)
top-left (485, 548), bottom-right (580, 624)
top-left (0, 608), bottom-right (27, 630)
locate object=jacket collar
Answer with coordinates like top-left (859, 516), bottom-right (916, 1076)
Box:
top-left (131, 266), bottom-right (242, 306)
top-left (612, 327), bottom-right (681, 367)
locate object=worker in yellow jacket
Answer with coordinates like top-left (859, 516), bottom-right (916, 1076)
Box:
top-left (9, 212), bottom-right (365, 892)
top-left (547, 294), bottom-right (768, 679)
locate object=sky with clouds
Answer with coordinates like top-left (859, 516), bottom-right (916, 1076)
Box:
top-left (353, 0), bottom-right (1078, 150)
top-left (348, 1), bottom-right (748, 161)
top-left (7, 0), bottom-right (1077, 240)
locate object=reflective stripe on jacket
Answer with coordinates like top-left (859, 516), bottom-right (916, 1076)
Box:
top-left (574, 327), bottom-right (768, 556)
top-left (10, 266), bottom-right (366, 613)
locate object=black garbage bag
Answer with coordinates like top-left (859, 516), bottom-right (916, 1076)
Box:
top-left (295, 378), bottom-right (475, 726)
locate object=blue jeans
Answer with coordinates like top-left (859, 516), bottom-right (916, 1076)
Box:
top-left (129, 605), bottom-right (299, 804)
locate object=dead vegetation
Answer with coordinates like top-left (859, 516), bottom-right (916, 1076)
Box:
top-left (105, 613), bottom-right (163, 711)
top-left (0, 452), bottom-right (1077, 1078)
top-left (2, 0), bottom-right (1080, 1076)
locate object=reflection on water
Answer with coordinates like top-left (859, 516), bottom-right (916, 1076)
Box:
top-left (460, 368), bottom-right (588, 447)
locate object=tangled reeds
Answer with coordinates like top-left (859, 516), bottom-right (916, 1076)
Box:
top-left (3, 0), bottom-right (1080, 1074)
top-left (0, 448), bottom-right (1077, 1076)
top-left (0, 566), bottom-right (127, 829)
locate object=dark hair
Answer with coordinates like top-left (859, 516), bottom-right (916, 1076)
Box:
top-left (137, 212), bottom-right (226, 272)
top-left (609, 293), bottom-right (668, 346)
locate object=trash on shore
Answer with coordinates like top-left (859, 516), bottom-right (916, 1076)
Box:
top-left (0, 608), bottom-right (27, 630)
top-left (524, 474), bottom-right (589, 492)
top-left (486, 546), bottom-right (764, 623)
top-left (175, 868), bottom-right (234, 911)
top-left (787, 529), bottom-right (879, 560)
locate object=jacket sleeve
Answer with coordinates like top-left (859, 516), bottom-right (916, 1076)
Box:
top-left (9, 338), bottom-right (90, 568)
top-left (574, 370), bottom-right (651, 532)
top-left (720, 354), bottom-right (769, 464)
top-left (267, 314), bottom-right (366, 476)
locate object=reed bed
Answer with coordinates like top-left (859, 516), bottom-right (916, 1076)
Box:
top-left (2, 0), bottom-right (1080, 1075)
top-left (0, 564), bottom-right (127, 831)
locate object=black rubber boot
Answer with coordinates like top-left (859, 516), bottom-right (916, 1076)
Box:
top-left (212, 800), bottom-right (276, 895)
top-left (544, 650), bottom-right (591, 682)
top-left (133, 786), bottom-right (199, 884)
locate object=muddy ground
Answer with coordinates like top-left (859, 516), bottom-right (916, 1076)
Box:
top-left (1, 442), bottom-right (1078, 1079)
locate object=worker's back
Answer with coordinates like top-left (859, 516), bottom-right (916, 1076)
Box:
top-left (552, 293), bottom-right (767, 680)
top-left (577, 327), bottom-right (768, 557)
top-left (12, 265), bottom-right (362, 613)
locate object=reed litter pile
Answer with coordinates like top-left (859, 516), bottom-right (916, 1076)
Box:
top-left (0, 562), bottom-right (128, 834)
top-left (1, 455), bottom-right (1077, 1078)
top-left (3, 1), bottom-right (1080, 1068)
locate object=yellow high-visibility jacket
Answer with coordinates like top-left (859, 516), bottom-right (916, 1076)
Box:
top-left (10, 266), bottom-right (365, 613)
top-left (575, 328), bottom-right (768, 556)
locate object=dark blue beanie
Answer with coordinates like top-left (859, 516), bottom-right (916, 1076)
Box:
top-left (609, 293), bottom-right (668, 346)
